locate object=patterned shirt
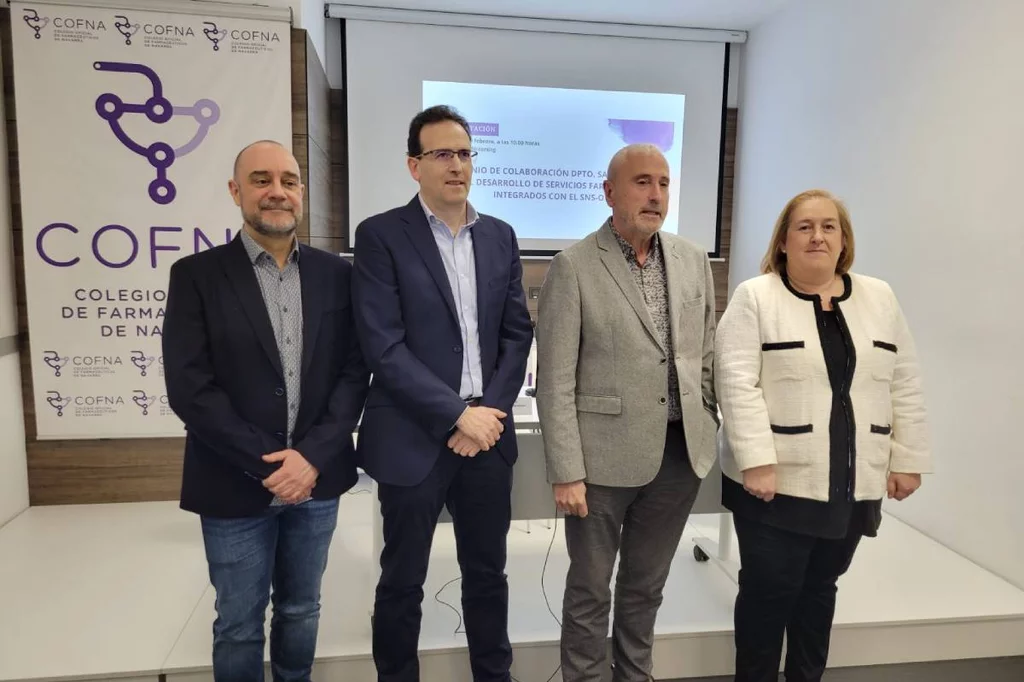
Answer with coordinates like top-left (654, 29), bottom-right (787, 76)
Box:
top-left (419, 194), bottom-right (484, 399)
top-left (611, 226), bottom-right (682, 422)
top-left (240, 229), bottom-right (303, 444)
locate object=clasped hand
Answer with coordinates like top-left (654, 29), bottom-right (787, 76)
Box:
top-left (447, 406), bottom-right (507, 457)
top-left (262, 449), bottom-right (318, 503)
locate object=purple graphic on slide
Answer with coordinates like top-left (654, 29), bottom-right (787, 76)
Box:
top-left (46, 391), bottom-right (71, 417)
top-left (469, 122), bottom-right (499, 136)
top-left (94, 61), bottom-right (221, 204)
top-left (607, 119), bottom-right (675, 152)
top-left (113, 15), bottom-right (140, 45)
top-left (43, 350), bottom-right (69, 377)
top-left (22, 8), bottom-right (49, 39)
top-left (202, 21), bottom-right (227, 51)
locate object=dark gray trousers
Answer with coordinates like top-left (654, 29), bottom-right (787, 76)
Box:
top-left (561, 422), bottom-right (702, 682)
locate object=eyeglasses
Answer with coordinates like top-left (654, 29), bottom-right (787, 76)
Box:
top-left (414, 148), bottom-right (478, 163)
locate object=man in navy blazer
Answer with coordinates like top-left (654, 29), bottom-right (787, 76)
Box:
top-left (352, 106), bottom-right (533, 682)
top-left (163, 140), bottom-right (369, 682)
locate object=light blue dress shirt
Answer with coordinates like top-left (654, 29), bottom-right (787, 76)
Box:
top-left (419, 194), bottom-right (483, 400)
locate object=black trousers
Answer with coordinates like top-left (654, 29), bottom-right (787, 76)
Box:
top-left (732, 514), bottom-right (862, 682)
top-left (373, 445), bottom-right (513, 682)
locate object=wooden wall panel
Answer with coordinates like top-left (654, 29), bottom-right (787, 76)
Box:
top-left (329, 89), bottom-right (348, 252)
top-left (290, 29), bottom-right (310, 242)
top-left (712, 108), bottom-right (738, 318)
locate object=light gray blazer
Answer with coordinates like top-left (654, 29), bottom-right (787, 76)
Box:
top-left (535, 220), bottom-right (719, 487)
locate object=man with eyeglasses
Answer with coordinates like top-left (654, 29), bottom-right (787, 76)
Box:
top-left (352, 105), bottom-right (534, 682)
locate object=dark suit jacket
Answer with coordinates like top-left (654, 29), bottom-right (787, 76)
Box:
top-left (352, 197), bottom-right (534, 487)
top-left (163, 235), bottom-right (369, 518)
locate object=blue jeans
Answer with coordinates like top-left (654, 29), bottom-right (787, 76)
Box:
top-left (201, 497), bottom-right (339, 682)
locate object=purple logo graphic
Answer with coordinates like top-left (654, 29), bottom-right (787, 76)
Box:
top-left (43, 350), bottom-right (69, 377)
top-left (22, 8), bottom-right (49, 39)
top-left (202, 21), bottom-right (227, 51)
top-left (607, 119), bottom-right (675, 152)
top-left (94, 62), bottom-right (220, 204)
top-left (132, 389), bottom-right (156, 416)
top-left (130, 350), bottom-right (156, 376)
top-left (46, 390), bottom-right (71, 417)
top-left (113, 15), bottom-right (140, 45)
top-left (469, 122), bottom-right (499, 137)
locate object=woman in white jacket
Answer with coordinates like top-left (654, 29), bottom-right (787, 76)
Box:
top-left (715, 189), bottom-right (931, 682)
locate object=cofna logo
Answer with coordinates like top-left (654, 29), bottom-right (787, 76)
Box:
top-left (24, 9), bottom-right (108, 37)
top-left (93, 61), bottom-right (220, 205)
top-left (42, 350), bottom-right (69, 377)
top-left (130, 350), bottom-right (160, 377)
top-left (113, 15), bottom-right (139, 45)
top-left (45, 391), bottom-right (72, 417)
top-left (132, 389), bottom-right (157, 416)
top-left (131, 390), bottom-right (169, 416)
top-left (43, 350), bottom-right (124, 377)
top-left (216, 22), bottom-right (283, 48)
top-left (202, 21), bottom-right (227, 51)
top-left (119, 15), bottom-right (204, 45)
top-left (22, 8), bottom-right (49, 39)
top-left (45, 391), bottom-right (125, 417)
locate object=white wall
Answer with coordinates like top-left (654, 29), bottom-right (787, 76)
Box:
top-left (0, 46), bottom-right (30, 527)
top-left (325, 17), bottom-right (343, 89)
top-left (0, 355), bottom-right (29, 527)
top-left (733, 0), bottom-right (1024, 588)
top-left (302, 0), bottom-right (327, 68)
top-left (727, 44), bottom-right (742, 108)
top-left (195, 0), bottom-right (302, 21)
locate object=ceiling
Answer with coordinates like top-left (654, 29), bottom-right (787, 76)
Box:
top-left (332, 0), bottom-right (797, 31)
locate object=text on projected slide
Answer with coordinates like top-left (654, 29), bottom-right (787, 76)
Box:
top-left (423, 81), bottom-right (685, 245)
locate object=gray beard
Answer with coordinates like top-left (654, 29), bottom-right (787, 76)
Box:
top-left (244, 209), bottom-right (297, 237)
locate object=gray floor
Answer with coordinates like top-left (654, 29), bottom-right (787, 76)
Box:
top-left (670, 656), bottom-right (1024, 681)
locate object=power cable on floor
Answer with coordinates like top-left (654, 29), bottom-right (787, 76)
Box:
top-left (433, 505), bottom-right (564, 682)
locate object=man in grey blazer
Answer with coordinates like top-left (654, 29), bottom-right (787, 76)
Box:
top-left (535, 144), bottom-right (718, 682)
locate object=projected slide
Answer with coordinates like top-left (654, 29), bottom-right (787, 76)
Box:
top-left (423, 81), bottom-right (685, 248)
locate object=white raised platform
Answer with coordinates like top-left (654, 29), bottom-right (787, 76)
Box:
top-left (2, 477), bottom-right (1024, 682)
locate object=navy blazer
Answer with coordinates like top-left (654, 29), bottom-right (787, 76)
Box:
top-left (163, 235), bottom-right (369, 518)
top-left (352, 197), bottom-right (534, 487)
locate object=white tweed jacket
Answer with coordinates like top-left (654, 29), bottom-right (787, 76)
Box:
top-left (715, 272), bottom-right (931, 502)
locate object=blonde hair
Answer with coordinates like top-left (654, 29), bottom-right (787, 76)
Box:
top-left (760, 189), bottom-right (855, 275)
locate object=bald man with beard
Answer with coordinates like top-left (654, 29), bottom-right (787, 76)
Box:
top-left (535, 144), bottom-right (720, 682)
top-left (163, 140), bottom-right (369, 682)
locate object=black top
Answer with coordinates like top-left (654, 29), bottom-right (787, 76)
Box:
top-left (722, 279), bottom-right (882, 539)
top-left (163, 237), bottom-right (370, 518)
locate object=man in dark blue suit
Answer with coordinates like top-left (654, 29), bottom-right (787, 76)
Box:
top-left (352, 106), bottom-right (534, 682)
top-left (163, 140), bottom-right (369, 682)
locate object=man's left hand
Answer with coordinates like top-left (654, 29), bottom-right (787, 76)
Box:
top-left (887, 472), bottom-right (922, 501)
top-left (448, 429), bottom-right (482, 457)
top-left (262, 449), bottom-right (318, 503)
